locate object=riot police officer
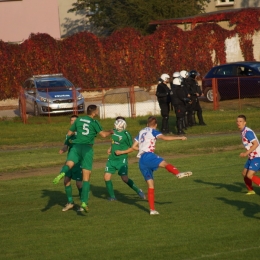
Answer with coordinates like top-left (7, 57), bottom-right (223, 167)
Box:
top-left (186, 70), bottom-right (206, 126)
top-left (156, 73), bottom-right (171, 134)
top-left (180, 70), bottom-right (193, 128)
top-left (171, 77), bottom-right (191, 135)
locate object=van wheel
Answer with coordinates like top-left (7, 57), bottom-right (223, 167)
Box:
top-left (34, 103), bottom-right (40, 116)
top-left (204, 87), bottom-right (221, 102)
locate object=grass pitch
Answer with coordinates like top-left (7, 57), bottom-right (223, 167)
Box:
top-left (1, 150), bottom-right (260, 260)
top-left (1, 109), bottom-right (260, 259)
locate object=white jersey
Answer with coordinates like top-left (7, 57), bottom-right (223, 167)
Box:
top-left (241, 126), bottom-right (260, 159)
top-left (135, 127), bottom-right (162, 158)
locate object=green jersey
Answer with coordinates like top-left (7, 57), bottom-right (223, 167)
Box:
top-left (109, 130), bottom-right (133, 161)
top-left (69, 116), bottom-right (103, 144)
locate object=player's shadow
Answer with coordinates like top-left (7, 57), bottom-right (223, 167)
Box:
top-left (40, 189), bottom-right (81, 214)
top-left (194, 179), bottom-right (247, 193)
top-left (41, 189), bottom-right (65, 212)
top-left (91, 184), bottom-right (172, 214)
top-left (216, 197), bottom-right (260, 219)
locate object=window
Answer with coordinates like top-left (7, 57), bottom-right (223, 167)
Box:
top-left (216, 0), bottom-right (234, 6)
top-left (215, 66), bottom-right (236, 76)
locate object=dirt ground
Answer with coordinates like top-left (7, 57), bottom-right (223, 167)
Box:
top-left (0, 155), bottom-right (189, 181)
top-left (0, 158), bottom-right (139, 181)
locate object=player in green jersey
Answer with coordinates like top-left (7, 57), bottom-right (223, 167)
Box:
top-left (53, 115), bottom-right (83, 212)
top-left (104, 116), bottom-right (146, 200)
top-left (54, 105), bottom-right (113, 212)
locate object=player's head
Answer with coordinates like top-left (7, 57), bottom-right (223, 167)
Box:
top-left (147, 116), bottom-right (157, 128)
top-left (87, 105), bottom-right (98, 117)
top-left (116, 116), bottom-right (126, 121)
top-left (237, 114), bottom-right (246, 130)
top-left (70, 114), bottom-right (78, 125)
top-left (237, 114), bottom-right (246, 122)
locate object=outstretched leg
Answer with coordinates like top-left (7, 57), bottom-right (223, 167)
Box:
top-left (121, 175), bottom-right (146, 199)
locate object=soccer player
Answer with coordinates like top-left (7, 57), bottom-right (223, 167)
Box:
top-left (53, 115), bottom-right (83, 212)
top-left (237, 114), bottom-right (260, 195)
top-left (132, 116), bottom-right (192, 215)
top-left (104, 116), bottom-right (146, 201)
top-left (54, 104), bottom-right (113, 212)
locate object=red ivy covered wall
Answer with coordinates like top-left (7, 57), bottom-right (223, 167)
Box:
top-left (1, 8), bottom-right (260, 100)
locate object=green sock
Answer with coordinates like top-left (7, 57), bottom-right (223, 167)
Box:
top-left (126, 178), bottom-right (140, 193)
top-left (60, 165), bottom-right (70, 174)
top-left (82, 181), bottom-right (90, 205)
top-left (78, 188), bottom-right (82, 202)
top-left (65, 185), bottom-right (73, 203)
top-left (105, 180), bottom-right (115, 198)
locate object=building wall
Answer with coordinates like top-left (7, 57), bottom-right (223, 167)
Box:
top-left (58, 0), bottom-right (90, 38)
top-left (204, 0), bottom-right (260, 13)
top-left (0, 0), bottom-right (60, 42)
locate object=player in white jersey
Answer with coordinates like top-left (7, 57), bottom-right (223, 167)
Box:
top-left (132, 116), bottom-right (192, 215)
top-left (237, 115), bottom-right (260, 195)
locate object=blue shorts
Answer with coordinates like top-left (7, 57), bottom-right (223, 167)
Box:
top-left (139, 152), bottom-right (164, 181)
top-left (244, 158), bottom-right (260, 172)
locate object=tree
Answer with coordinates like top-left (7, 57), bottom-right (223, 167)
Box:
top-left (68, 0), bottom-right (210, 35)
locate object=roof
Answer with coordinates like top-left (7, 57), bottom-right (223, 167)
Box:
top-left (149, 7), bottom-right (260, 25)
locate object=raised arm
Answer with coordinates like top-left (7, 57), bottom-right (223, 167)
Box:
top-left (157, 134), bottom-right (187, 141)
top-left (99, 130), bottom-right (114, 138)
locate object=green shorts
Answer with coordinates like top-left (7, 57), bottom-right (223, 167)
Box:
top-left (105, 159), bottom-right (128, 176)
top-left (67, 144), bottom-right (94, 171)
top-left (65, 162), bottom-right (82, 181)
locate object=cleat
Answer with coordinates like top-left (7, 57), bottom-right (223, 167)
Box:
top-left (53, 172), bottom-right (65, 184)
top-left (80, 202), bottom-right (89, 212)
top-left (138, 189), bottom-right (146, 199)
top-left (176, 171), bottom-right (192, 179)
top-left (150, 210), bottom-right (159, 215)
top-left (62, 203), bottom-right (74, 212)
top-left (246, 190), bottom-right (255, 195)
top-left (107, 197), bottom-right (117, 201)
top-left (77, 207), bottom-right (85, 212)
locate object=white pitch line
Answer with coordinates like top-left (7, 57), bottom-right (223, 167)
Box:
top-left (183, 245), bottom-right (260, 260)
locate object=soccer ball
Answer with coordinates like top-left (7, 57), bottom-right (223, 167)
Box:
top-left (114, 119), bottom-right (127, 132)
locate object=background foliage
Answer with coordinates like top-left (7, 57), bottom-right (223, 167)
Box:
top-left (1, 8), bottom-right (260, 101)
top-left (68, 0), bottom-right (210, 35)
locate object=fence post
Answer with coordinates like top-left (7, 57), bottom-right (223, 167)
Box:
top-left (72, 87), bottom-right (78, 115)
top-left (19, 87), bottom-right (27, 124)
top-left (129, 86), bottom-right (136, 118)
top-left (212, 78), bottom-right (219, 110)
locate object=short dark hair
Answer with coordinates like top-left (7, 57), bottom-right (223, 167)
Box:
top-left (87, 105), bottom-right (98, 115)
top-left (237, 114), bottom-right (246, 121)
top-left (116, 116), bottom-right (126, 121)
top-left (147, 116), bottom-right (157, 127)
top-left (71, 115), bottom-right (78, 119)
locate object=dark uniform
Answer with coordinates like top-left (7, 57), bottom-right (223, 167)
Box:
top-left (186, 70), bottom-right (206, 126)
top-left (171, 78), bottom-right (190, 135)
top-left (156, 81), bottom-right (171, 133)
top-left (182, 77), bottom-right (193, 128)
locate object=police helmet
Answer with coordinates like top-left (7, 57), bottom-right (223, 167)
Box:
top-left (189, 70), bottom-right (200, 79)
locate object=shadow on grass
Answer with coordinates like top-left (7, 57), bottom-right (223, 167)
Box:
top-left (216, 197), bottom-right (260, 219)
top-left (91, 184), bottom-right (172, 213)
top-left (40, 185), bottom-right (172, 215)
top-left (194, 179), bottom-right (246, 193)
top-left (40, 189), bottom-right (83, 215)
top-left (91, 184), bottom-right (149, 213)
top-left (41, 189), bottom-right (65, 212)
